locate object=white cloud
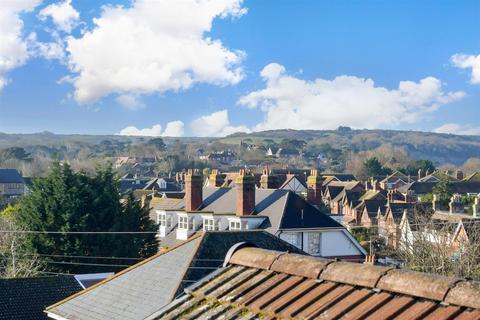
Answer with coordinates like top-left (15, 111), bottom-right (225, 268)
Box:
top-left (38, 0), bottom-right (80, 33)
top-left (434, 123), bottom-right (480, 136)
top-left (239, 63), bottom-right (465, 131)
top-left (451, 54), bottom-right (480, 84)
top-left (118, 121), bottom-right (185, 137)
top-left (118, 124), bottom-right (163, 137)
top-left (162, 120), bottom-right (185, 137)
top-left (0, 1), bottom-right (41, 92)
top-left (191, 109), bottom-right (250, 137)
top-left (65, 0), bottom-right (246, 104)
top-left (116, 94), bottom-right (144, 110)
top-left (27, 32), bottom-right (66, 61)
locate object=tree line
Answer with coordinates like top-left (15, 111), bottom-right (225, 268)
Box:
top-left (0, 162), bottom-right (158, 277)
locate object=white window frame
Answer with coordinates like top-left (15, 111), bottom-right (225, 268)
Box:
top-left (203, 218), bottom-right (219, 231)
top-left (158, 213), bottom-right (173, 228)
top-left (229, 221), bottom-right (242, 231)
top-left (229, 220), bottom-right (248, 231)
top-left (307, 232), bottom-right (321, 254)
top-left (282, 232), bottom-right (301, 248)
top-left (178, 215), bottom-right (193, 230)
top-left (159, 213), bottom-right (167, 227)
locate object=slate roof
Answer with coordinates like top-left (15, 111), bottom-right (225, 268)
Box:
top-left (0, 276), bottom-right (82, 320)
top-left (143, 178), bottom-right (181, 192)
top-left (119, 178), bottom-right (150, 193)
top-left (278, 174), bottom-right (307, 191)
top-left (397, 181), bottom-right (437, 194)
top-left (150, 187), bottom-right (343, 233)
top-left (46, 231), bottom-right (305, 320)
top-left (47, 238), bottom-right (199, 320)
top-left (398, 181), bottom-right (480, 195)
top-left (388, 203), bottom-right (417, 223)
top-left (0, 168), bottom-right (23, 183)
top-left (364, 199), bottom-right (387, 214)
top-left (154, 247), bottom-right (480, 320)
top-left (324, 185), bottom-right (344, 200)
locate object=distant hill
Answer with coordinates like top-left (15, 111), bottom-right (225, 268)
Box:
top-left (221, 129), bottom-right (480, 165)
top-left (1, 129), bottom-right (479, 165)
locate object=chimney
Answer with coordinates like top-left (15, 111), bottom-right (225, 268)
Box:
top-left (387, 190), bottom-right (394, 202)
top-left (455, 170), bottom-right (464, 180)
top-left (260, 167), bottom-right (279, 189)
top-left (235, 169), bottom-right (255, 216)
top-left (418, 169), bottom-right (422, 180)
top-left (185, 169), bottom-right (203, 211)
top-left (208, 169), bottom-right (224, 187)
top-left (307, 169), bottom-right (323, 207)
top-left (473, 197), bottom-right (479, 218)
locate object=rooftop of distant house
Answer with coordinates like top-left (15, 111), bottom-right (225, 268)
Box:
top-left (0, 168), bottom-right (24, 183)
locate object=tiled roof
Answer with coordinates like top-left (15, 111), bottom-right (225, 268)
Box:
top-left (154, 247), bottom-right (480, 320)
top-left (0, 276), bottom-right (82, 320)
top-left (46, 231), bottom-right (305, 320)
top-left (0, 168), bottom-right (23, 183)
top-left (322, 173), bottom-right (357, 181)
top-left (359, 190), bottom-right (386, 201)
top-left (380, 170), bottom-right (409, 184)
top-left (324, 180), bottom-right (361, 190)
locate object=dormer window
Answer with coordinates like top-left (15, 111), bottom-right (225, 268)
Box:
top-left (158, 213), bottom-right (172, 228)
top-left (229, 220), bottom-right (248, 231)
top-left (178, 215), bottom-right (194, 230)
top-left (203, 218), bottom-right (219, 231)
top-left (159, 180), bottom-right (167, 189)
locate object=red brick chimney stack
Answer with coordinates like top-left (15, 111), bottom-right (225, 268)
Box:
top-left (185, 169), bottom-right (203, 211)
top-left (307, 169), bottom-right (323, 207)
top-left (235, 169), bottom-right (256, 216)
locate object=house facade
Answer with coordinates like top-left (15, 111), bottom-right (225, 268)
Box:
top-left (150, 169), bottom-right (366, 258)
top-left (0, 169), bottom-right (25, 207)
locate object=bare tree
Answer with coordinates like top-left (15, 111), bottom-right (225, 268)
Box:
top-left (0, 216), bottom-right (43, 278)
top-left (395, 214), bottom-right (480, 279)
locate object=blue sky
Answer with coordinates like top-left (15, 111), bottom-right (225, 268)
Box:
top-left (0, 0), bottom-right (480, 136)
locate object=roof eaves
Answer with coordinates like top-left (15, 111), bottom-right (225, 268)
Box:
top-left (168, 233), bottom-right (205, 302)
top-left (276, 190), bottom-right (292, 231)
top-left (226, 247), bottom-right (480, 309)
top-left (45, 233), bottom-right (203, 312)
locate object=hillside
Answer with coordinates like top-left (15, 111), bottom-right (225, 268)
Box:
top-left (0, 129), bottom-right (479, 168)
top-left (222, 129), bottom-right (480, 165)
